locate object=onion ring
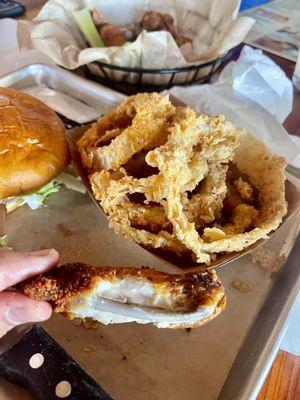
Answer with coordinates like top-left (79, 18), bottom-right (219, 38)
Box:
top-left (79, 93), bottom-right (286, 265)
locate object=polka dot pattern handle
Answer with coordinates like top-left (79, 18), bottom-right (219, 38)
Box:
top-left (0, 324), bottom-right (113, 400)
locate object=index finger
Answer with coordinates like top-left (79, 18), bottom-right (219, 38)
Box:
top-left (0, 249), bottom-right (59, 291)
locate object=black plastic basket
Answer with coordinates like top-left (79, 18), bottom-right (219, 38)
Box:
top-left (83, 47), bottom-right (237, 94)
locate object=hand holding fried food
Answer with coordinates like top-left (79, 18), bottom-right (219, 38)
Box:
top-left (18, 263), bottom-right (226, 329)
top-left (77, 93), bottom-right (287, 265)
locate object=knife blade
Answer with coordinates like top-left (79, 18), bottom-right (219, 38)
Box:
top-left (0, 324), bottom-right (113, 400)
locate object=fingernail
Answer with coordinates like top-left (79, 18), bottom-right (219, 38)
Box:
top-left (5, 303), bottom-right (52, 325)
top-left (28, 249), bottom-right (56, 257)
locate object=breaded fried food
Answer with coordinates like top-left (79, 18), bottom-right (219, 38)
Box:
top-left (78, 93), bottom-right (287, 265)
top-left (183, 163), bottom-right (228, 228)
top-left (88, 104), bottom-right (239, 263)
top-left (202, 132), bottom-right (286, 253)
top-left (77, 93), bottom-right (175, 170)
top-left (19, 263), bottom-right (226, 329)
top-left (234, 177), bottom-right (254, 203)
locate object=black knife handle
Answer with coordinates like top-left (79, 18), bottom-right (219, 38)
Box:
top-left (0, 324), bottom-right (113, 400)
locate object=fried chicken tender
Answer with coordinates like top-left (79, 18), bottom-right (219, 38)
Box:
top-left (78, 93), bottom-right (287, 265)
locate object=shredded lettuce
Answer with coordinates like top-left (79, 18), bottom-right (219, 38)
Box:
top-left (55, 172), bottom-right (86, 194)
top-left (0, 235), bottom-right (7, 247)
top-left (4, 170), bottom-right (86, 213)
top-left (73, 8), bottom-right (105, 48)
top-left (22, 181), bottom-right (60, 210)
top-left (3, 181), bottom-right (59, 212)
top-left (3, 197), bottom-right (26, 213)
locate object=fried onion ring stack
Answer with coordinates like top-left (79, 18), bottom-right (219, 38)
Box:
top-left (77, 93), bottom-right (287, 265)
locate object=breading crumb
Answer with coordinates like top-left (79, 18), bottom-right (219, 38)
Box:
top-left (72, 318), bottom-right (82, 327)
top-left (83, 345), bottom-right (98, 352)
top-left (232, 280), bottom-right (252, 293)
top-left (251, 248), bottom-right (283, 273)
top-left (57, 223), bottom-right (73, 237)
top-left (82, 318), bottom-right (99, 330)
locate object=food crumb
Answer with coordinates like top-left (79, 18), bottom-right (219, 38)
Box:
top-left (82, 318), bottom-right (99, 330)
top-left (123, 356), bottom-right (127, 360)
top-left (232, 280), bottom-right (252, 293)
top-left (83, 345), bottom-right (98, 352)
top-left (72, 318), bottom-right (82, 327)
top-left (72, 318), bottom-right (99, 329)
top-left (186, 328), bottom-right (191, 333)
top-left (251, 248), bottom-right (283, 273)
top-left (57, 223), bottom-right (72, 237)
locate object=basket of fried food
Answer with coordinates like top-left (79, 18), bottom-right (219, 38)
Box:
top-left (17, 0), bottom-right (254, 94)
top-left (82, 7), bottom-right (237, 93)
top-left (77, 93), bottom-right (287, 268)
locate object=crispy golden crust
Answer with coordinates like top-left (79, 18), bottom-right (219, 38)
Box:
top-left (77, 93), bottom-right (175, 171)
top-left (77, 93), bottom-right (287, 265)
top-left (87, 100), bottom-right (240, 263)
top-left (18, 263), bottom-right (225, 314)
top-left (168, 294), bottom-right (226, 329)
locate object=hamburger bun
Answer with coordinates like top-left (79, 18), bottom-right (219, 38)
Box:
top-left (0, 87), bottom-right (70, 200)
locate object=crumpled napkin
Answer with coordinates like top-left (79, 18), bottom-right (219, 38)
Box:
top-left (218, 46), bottom-right (293, 123)
top-left (169, 46), bottom-right (299, 166)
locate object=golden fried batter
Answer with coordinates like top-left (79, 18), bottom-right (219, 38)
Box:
top-left (78, 93), bottom-right (287, 265)
top-left (234, 177), bottom-right (254, 203)
top-left (18, 263), bottom-right (226, 328)
top-left (77, 93), bottom-right (175, 170)
top-left (184, 163), bottom-right (228, 228)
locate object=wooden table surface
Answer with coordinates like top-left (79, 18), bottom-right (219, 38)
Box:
top-left (16, 1), bottom-right (300, 399)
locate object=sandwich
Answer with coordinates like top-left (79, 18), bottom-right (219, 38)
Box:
top-left (0, 87), bottom-right (71, 214)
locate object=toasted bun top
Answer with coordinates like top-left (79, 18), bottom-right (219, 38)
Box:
top-left (0, 87), bottom-right (70, 199)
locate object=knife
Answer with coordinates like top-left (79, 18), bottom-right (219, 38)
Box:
top-left (0, 324), bottom-right (113, 400)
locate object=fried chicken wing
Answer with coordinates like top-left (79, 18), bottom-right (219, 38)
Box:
top-left (141, 11), bottom-right (191, 47)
